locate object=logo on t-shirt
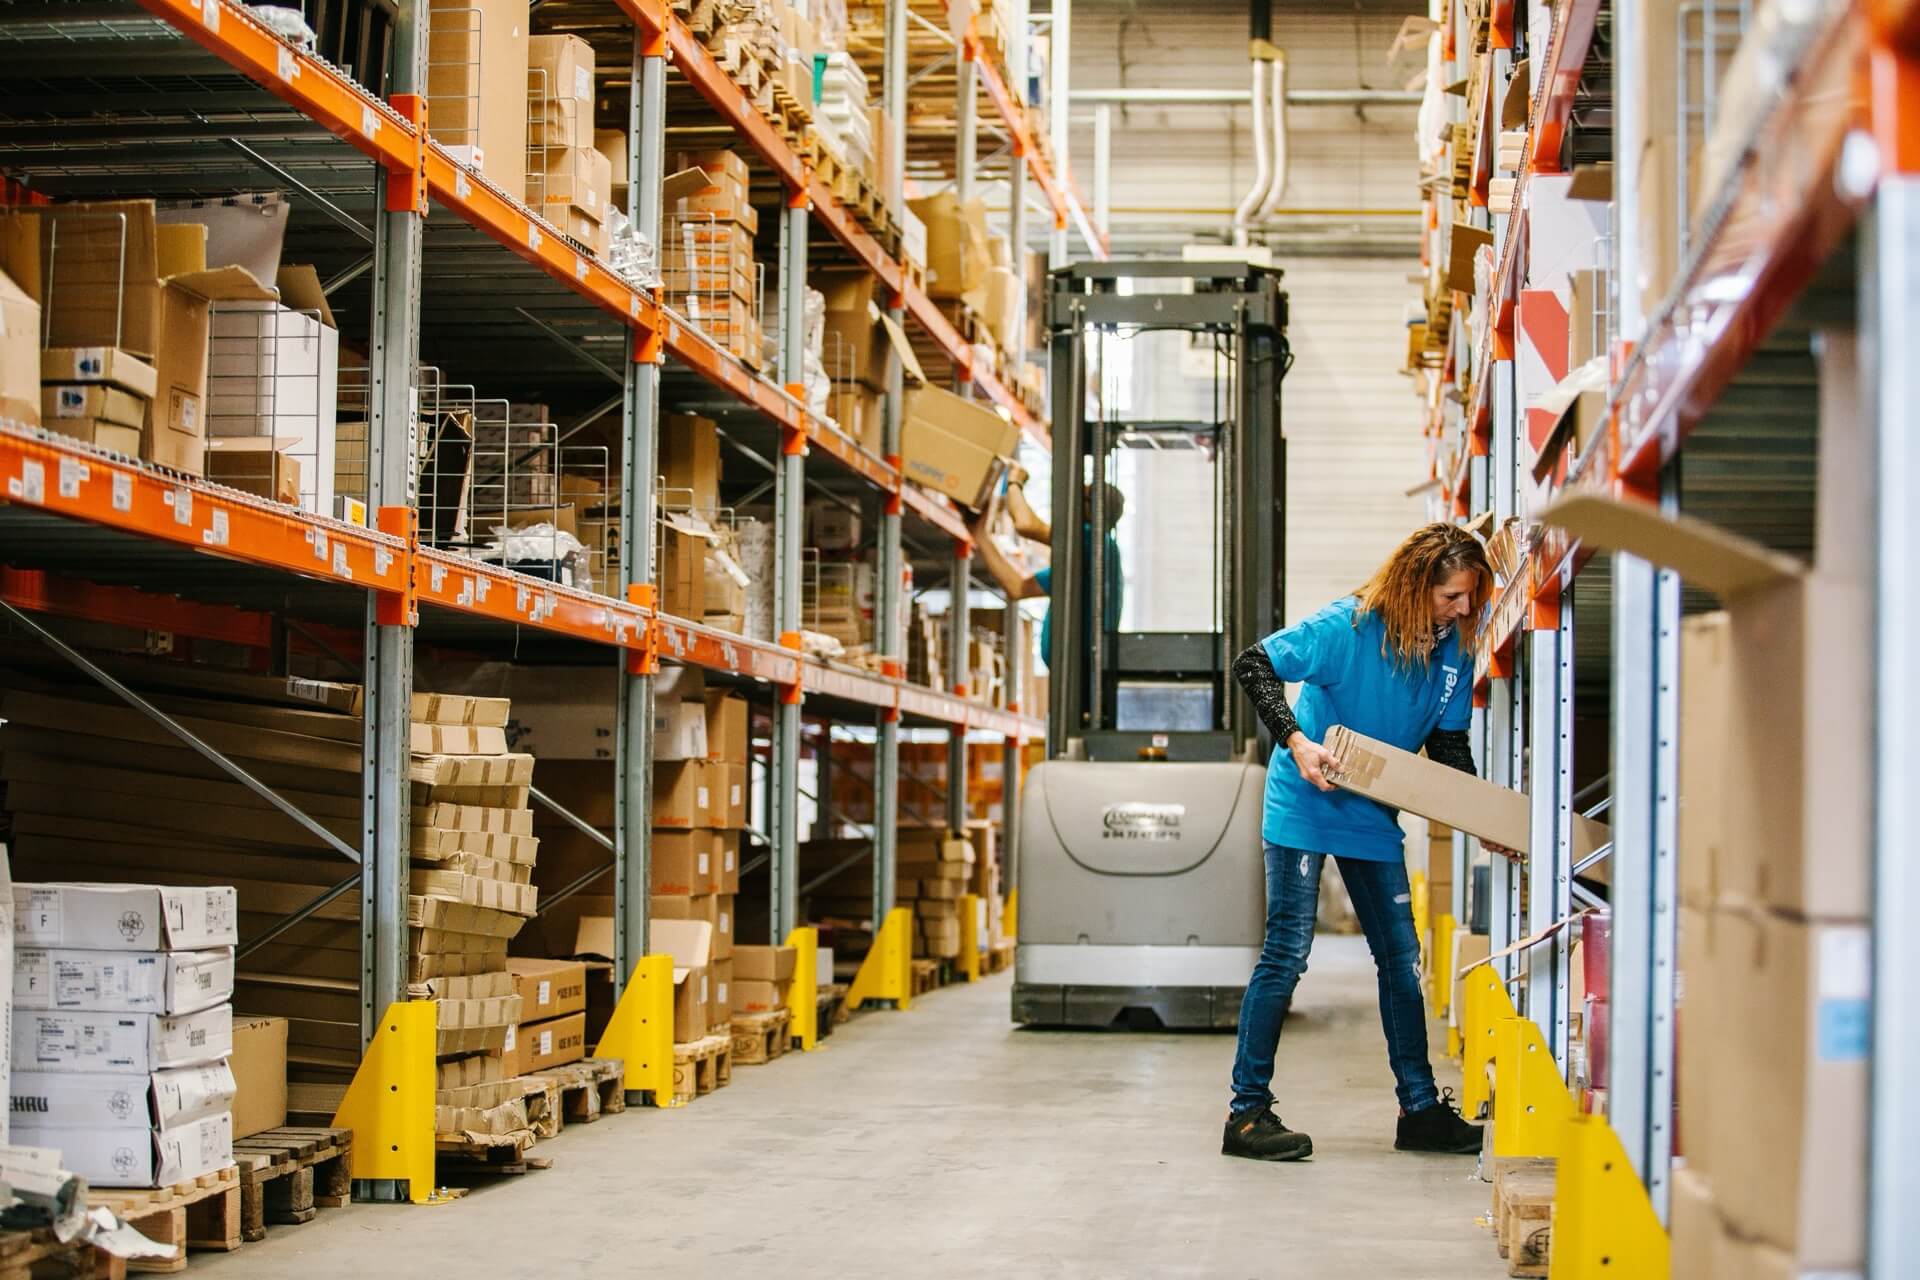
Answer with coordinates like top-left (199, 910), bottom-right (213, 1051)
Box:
top-left (1438, 664), bottom-right (1460, 713)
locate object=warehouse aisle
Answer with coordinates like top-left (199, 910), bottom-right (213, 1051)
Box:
top-left (198, 936), bottom-right (1495, 1279)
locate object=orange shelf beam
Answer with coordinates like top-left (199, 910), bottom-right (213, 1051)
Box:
top-left (1530, 0), bottom-right (1602, 173)
top-left (414, 549), bottom-right (648, 648)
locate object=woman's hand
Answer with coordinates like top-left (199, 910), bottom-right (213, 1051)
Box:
top-left (1288, 733), bottom-right (1341, 793)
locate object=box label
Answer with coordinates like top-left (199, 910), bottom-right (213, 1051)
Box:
top-left (537, 980), bottom-right (551, 1006)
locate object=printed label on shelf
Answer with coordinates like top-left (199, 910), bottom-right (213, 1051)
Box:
top-left (112, 472), bottom-right (131, 511)
top-left (204, 509), bottom-right (230, 547)
top-left (361, 106), bottom-right (379, 139)
top-left (375, 546), bottom-right (393, 576)
top-left (456, 171), bottom-right (472, 200)
top-left (201, 0), bottom-right (220, 31)
top-left (457, 575), bottom-right (474, 606)
top-left (332, 543), bottom-right (349, 577)
top-left (629, 296), bottom-right (641, 319)
top-left (516, 583), bottom-right (531, 613)
top-left (430, 562), bottom-right (446, 592)
top-left (57, 457), bottom-right (86, 500)
top-left (9, 459), bottom-right (45, 505)
top-left (170, 487), bottom-right (192, 525)
top-left (574, 255), bottom-right (588, 281)
top-left (528, 223), bottom-right (542, 251)
top-left (474, 574), bottom-right (490, 602)
top-left (276, 46), bottom-right (296, 82)
top-left (311, 528), bottom-right (328, 562)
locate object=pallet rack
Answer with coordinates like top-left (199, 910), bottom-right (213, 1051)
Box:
top-left (1419, 0), bottom-right (1917, 1266)
top-left (0, 0), bottom-right (1098, 1196)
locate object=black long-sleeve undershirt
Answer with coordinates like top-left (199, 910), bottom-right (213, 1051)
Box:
top-left (1231, 641), bottom-right (1479, 775)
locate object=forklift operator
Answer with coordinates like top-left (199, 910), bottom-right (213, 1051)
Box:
top-left (970, 474), bottom-right (1126, 677)
top-left (1221, 522), bottom-right (1496, 1164)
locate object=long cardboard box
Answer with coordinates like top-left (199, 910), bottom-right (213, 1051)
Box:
top-left (229, 1015), bottom-right (287, 1139)
top-left (11, 1062), bottom-right (235, 1129)
top-left (13, 884), bottom-right (239, 951)
top-left (1323, 726), bottom-right (1610, 859)
top-left (16, 1109), bottom-right (233, 1188)
top-left (15, 946), bottom-right (234, 1015)
top-left (15, 1005), bottom-right (233, 1075)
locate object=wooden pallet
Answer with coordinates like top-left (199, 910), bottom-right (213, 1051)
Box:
top-left (984, 942), bottom-right (1014, 974)
top-left (88, 1166), bottom-right (241, 1275)
top-left (434, 1139), bottom-right (547, 1180)
top-left (231, 1128), bottom-right (351, 1244)
top-left (1490, 1158), bottom-right (1556, 1277)
top-left (671, 1033), bottom-right (733, 1103)
top-left (824, 984), bottom-right (850, 1029)
top-left (529, 1058), bottom-right (627, 1132)
top-left (0, 1227), bottom-right (122, 1280)
top-left (730, 1008), bottom-right (791, 1065)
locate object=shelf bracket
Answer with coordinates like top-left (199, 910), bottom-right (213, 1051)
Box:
top-left (625, 583), bottom-right (660, 676)
top-left (374, 506), bottom-right (418, 627)
top-left (384, 93), bottom-right (429, 216)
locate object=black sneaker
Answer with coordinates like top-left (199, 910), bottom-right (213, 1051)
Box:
top-left (1222, 1108), bottom-right (1314, 1162)
top-left (1395, 1089), bottom-right (1483, 1154)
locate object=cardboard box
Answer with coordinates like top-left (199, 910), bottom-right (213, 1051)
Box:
top-left (733, 945), bottom-right (796, 985)
top-left (1540, 391), bottom-right (1869, 921)
top-left (655, 698), bottom-right (710, 762)
top-left (714, 895), bottom-right (734, 960)
top-left (14, 884), bottom-right (239, 951)
top-left (40, 347), bottom-right (159, 400)
top-left (701, 765), bottom-right (730, 828)
top-left (908, 191), bottom-right (992, 301)
top-left (15, 947), bottom-right (234, 1016)
top-left (653, 759), bottom-right (713, 830)
top-left (43, 384), bottom-right (145, 430)
top-left (729, 979), bottom-right (783, 1016)
top-left (650, 918), bottom-right (712, 1041)
top-left (528, 34), bottom-right (595, 148)
top-left (662, 413), bottom-right (721, 512)
top-left (507, 958), bottom-right (587, 1021)
top-left (428, 0), bottom-right (530, 196)
top-left (0, 266), bottom-right (37, 426)
top-left (595, 128), bottom-right (629, 197)
top-left (228, 1016), bottom-right (286, 1139)
top-left (205, 437), bottom-right (302, 506)
top-left (1687, 904), bottom-right (1868, 1269)
top-left (715, 831), bottom-right (740, 895)
top-left (651, 831), bottom-right (719, 896)
top-left (820, 309), bottom-right (890, 389)
top-left (722, 763), bottom-right (748, 829)
top-left (534, 145), bottom-right (613, 224)
top-left (14, 1004), bottom-right (233, 1075)
top-left (11, 1061), bottom-right (235, 1130)
top-left (660, 524), bottom-right (708, 621)
top-left (1449, 931), bottom-right (1492, 1032)
top-left (40, 417), bottom-right (144, 455)
top-left (1678, 615), bottom-right (1731, 912)
top-left (708, 956), bottom-right (732, 1027)
top-left (16, 1109), bottom-right (232, 1188)
top-left (1323, 726), bottom-right (1611, 860)
top-left (502, 1011), bottom-right (586, 1075)
top-left (901, 385), bottom-right (1018, 509)
top-left (206, 293), bottom-right (340, 513)
top-left (1668, 1164), bottom-right (1719, 1280)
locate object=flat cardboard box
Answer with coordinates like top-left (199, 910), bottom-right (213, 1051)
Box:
top-left (507, 958), bottom-right (587, 1021)
top-left (1324, 726), bottom-right (1611, 860)
top-left (15, 946), bottom-right (234, 1016)
top-left (428, 0), bottom-right (530, 196)
top-left (42, 384), bottom-right (145, 430)
top-left (205, 437), bottom-right (303, 506)
top-left (901, 385), bottom-right (1018, 509)
top-left (41, 347), bottom-right (159, 401)
top-left (228, 1016), bottom-right (286, 1139)
top-left (16, 1109), bottom-right (232, 1189)
top-left (14, 884), bottom-right (239, 951)
top-left (11, 1061), bottom-right (235, 1130)
top-left (528, 34), bottom-right (595, 148)
top-left (733, 944), bottom-right (797, 984)
top-left (1539, 428), bottom-right (1869, 921)
top-left (15, 1004), bottom-right (233, 1075)
top-left (502, 1011), bottom-right (586, 1075)
top-left (0, 266), bottom-right (36, 426)
top-left (1688, 903), bottom-right (1868, 1269)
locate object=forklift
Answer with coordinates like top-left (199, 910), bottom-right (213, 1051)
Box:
top-left (1012, 260), bottom-right (1291, 1030)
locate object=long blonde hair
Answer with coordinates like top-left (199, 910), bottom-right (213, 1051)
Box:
top-left (1353, 523), bottom-right (1494, 665)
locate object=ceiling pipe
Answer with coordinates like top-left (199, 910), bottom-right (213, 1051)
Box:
top-left (1072, 87), bottom-right (1423, 106)
top-left (1254, 49), bottom-right (1290, 222)
top-left (1230, 0), bottom-right (1277, 246)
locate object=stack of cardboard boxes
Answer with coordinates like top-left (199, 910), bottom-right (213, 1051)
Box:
top-left (667, 150), bottom-right (761, 367)
top-left (901, 832), bottom-right (974, 960)
top-left (503, 957), bottom-right (589, 1076)
top-left (729, 943), bottom-right (796, 1022)
top-left (657, 412), bottom-right (723, 622)
top-left (1541, 338), bottom-right (1869, 1278)
top-left (528, 35), bottom-right (612, 258)
top-left (10, 884), bottom-right (239, 1187)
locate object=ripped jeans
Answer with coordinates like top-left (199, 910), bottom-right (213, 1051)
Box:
top-left (1229, 845), bottom-right (1440, 1117)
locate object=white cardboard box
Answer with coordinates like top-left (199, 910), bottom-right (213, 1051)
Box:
top-left (207, 303), bottom-right (339, 515)
top-left (15, 947), bottom-right (235, 1016)
top-left (15, 1109), bottom-right (233, 1188)
top-left (13, 885), bottom-right (238, 951)
top-left (15, 1005), bottom-right (233, 1074)
top-left (11, 1062), bottom-right (236, 1129)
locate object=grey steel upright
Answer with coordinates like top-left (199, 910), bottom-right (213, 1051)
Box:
top-left (1014, 261), bottom-right (1289, 1030)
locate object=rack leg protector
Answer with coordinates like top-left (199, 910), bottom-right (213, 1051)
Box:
top-left (332, 1001), bottom-right (437, 1203)
top-left (1492, 1015), bottom-right (1577, 1158)
top-left (957, 893), bottom-right (981, 982)
top-left (1004, 888), bottom-right (1018, 943)
top-left (1460, 962), bottom-right (1514, 1118)
top-left (593, 955), bottom-right (677, 1107)
top-left (846, 906), bottom-right (914, 1010)
top-left (1549, 1115), bottom-right (1669, 1279)
top-left (784, 925), bottom-right (820, 1051)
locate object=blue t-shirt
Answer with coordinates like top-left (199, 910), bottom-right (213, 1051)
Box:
top-left (1035, 527), bottom-right (1124, 671)
top-left (1259, 596), bottom-right (1471, 860)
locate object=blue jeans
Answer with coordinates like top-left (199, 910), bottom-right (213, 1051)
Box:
top-left (1229, 845), bottom-right (1440, 1116)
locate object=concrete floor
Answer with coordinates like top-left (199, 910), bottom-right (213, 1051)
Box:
top-left (197, 935), bottom-right (1499, 1279)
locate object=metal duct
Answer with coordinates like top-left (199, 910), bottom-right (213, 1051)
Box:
top-left (1255, 50), bottom-right (1290, 222)
top-left (1230, 0), bottom-right (1277, 246)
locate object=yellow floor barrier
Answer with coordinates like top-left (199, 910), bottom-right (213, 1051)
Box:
top-left (1492, 1015), bottom-right (1577, 1158)
top-left (1549, 1115), bottom-right (1670, 1279)
top-left (332, 1000), bottom-right (442, 1203)
top-left (1004, 888), bottom-right (1018, 943)
top-left (846, 906), bottom-right (914, 1010)
top-left (592, 954), bottom-right (678, 1107)
top-left (1459, 962), bottom-right (1513, 1118)
top-left (784, 925), bottom-right (820, 1050)
top-left (957, 893), bottom-right (981, 982)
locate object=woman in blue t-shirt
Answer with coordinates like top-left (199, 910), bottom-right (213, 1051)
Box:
top-left (1222, 523), bottom-right (1496, 1163)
